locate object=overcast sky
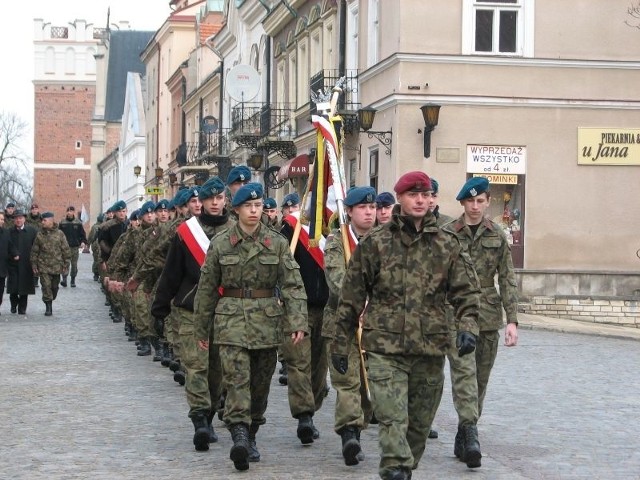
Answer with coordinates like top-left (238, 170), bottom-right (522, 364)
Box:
top-left (0, 0), bottom-right (172, 163)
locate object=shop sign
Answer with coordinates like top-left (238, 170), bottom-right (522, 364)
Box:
top-left (473, 173), bottom-right (518, 185)
top-left (145, 187), bottom-right (164, 195)
top-left (466, 145), bottom-right (526, 174)
top-left (578, 128), bottom-right (640, 165)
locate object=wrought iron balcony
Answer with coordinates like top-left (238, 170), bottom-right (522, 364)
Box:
top-left (230, 103), bottom-right (297, 159)
top-left (309, 69), bottom-right (360, 131)
top-left (179, 128), bottom-right (232, 166)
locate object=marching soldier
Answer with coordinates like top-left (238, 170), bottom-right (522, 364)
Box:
top-left (58, 206), bottom-right (88, 287)
top-left (152, 177), bottom-right (234, 452)
top-left (441, 177), bottom-right (519, 468)
top-left (30, 212), bottom-right (71, 316)
top-left (332, 171), bottom-right (481, 480)
top-left (193, 182), bottom-right (308, 471)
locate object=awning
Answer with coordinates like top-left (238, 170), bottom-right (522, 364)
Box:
top-left (277, 154), bottom-right (310, 181)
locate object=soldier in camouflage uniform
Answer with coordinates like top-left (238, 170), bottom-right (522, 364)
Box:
top-left (58, 206), bottom-right (88, 288)
top-left (262, 197), bottom-right (280, 230)
top-left (193, 182), bottom-right (308, 472)
top-left (323, 186), bottom-right (377, 466)
top-left (26, 203), bottom-right (42, 288)
top-left (152, 178), bottom-right (233, 452)
top-left (88, 213), bottom-right (104, 282)
top-left (374, 192), bottom-right (395, 226)
top-left (3, 203), bottom-right (16, 230)
top-left (332, 172), bottom-right (481, 480)
top-left (441, 177), bottom-right (519, 468)
top-left (30, 212), bottom-right (71, 316)
top-left (225, 165), bottom-right (251, 222)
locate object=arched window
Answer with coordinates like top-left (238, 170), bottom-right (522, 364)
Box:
top-left (76, 179), bottom-right (84, 189)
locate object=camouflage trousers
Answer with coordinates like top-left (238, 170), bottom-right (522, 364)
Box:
top-left (366, 352), bottom-right (445, 478)
top-left (219, 345), bottom-right (277, 427)
top-left (447, 329), bottom-right (479, 426)
top-left (175, 306), bottom-right (222, 418)
top-left (164, 309), bottom-right (181, 360)
top-left (280, 305), bottom-right (328, 418)
top-left (476, 330), bottom-right (500, 417)
top-left (133, 288), bottom-right (153, 338)
top-left (329, 340), bottom-right (372, 433)
top-left (39, 273), bottom-right (60, 302)
top-left (91, 244), bottom-right (100, 276)
top-left (66, 248), bottom-right (79, 279)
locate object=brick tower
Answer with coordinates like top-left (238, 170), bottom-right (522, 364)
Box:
top-left (32, 19), bottom-right (103, 220)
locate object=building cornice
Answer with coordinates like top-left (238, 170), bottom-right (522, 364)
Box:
top-left (360, 53), bottom-right (640, 83)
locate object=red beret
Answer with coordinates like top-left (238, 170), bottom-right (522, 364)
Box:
top-left (394, 171), bottom-right (432, 194)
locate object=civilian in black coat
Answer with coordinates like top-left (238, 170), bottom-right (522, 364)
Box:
top-left (0, 211), bottom-right (19, 312)
top-left (6, 210), bottom-right (37, 314)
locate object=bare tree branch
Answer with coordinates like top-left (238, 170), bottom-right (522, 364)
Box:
top-left (0, 111), bottom-right (33, 208)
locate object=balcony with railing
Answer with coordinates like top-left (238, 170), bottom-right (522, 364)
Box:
top-left (230, 103), bottom-right (297, 159)
top-left (309, 69), bottom-right (360, 132)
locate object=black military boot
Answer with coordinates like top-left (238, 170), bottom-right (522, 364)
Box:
top-left (355, 428), bottom-right (365, 462)
top-left (296, 414), bottom-right (315, 445)
top-left (339, 426), bottom-right (362, 466)
top-left (454, 425), bottom-right (464, 459)
top-left (137, 338), bottom-right (152, 356)
top-left (278, 361), bottom-right (288, 385)
top-left (160, 345), bottom-right (173, 367)
top-left (428, 429), bottom-right (439, 439)
top-left (387, 467), bottom-right (411, 480)
top-left (128, 327), bottom-right (137, 342)
top-left (173, 366), bottom-right (186, 386)
top-left (206, 411), bottom-right (219, 443)
top-left (169, 358), bottom-right (181, 372)
top-left (60, 276), bottom-right (68, 287)
top-left (44, 301), bottom-right (53, 317)
top-left (229, 423), bottom-right (250, 471)
top-left (248, 423), bottom-right (260, 462)
top-left (462, 424), bottom-right (482, 468)
top-left (70, 276), bottom-right (76, 287)
top-left (150, 337), bottom-right (163, 362)
top-left (192, 415), bottom-right (210, 452)
top-left (93, 273), bottom-right (99, 282)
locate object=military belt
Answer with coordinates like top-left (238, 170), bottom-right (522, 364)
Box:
top-left (222, 288), bottom-right (276, 299)
top-left (479, 279), bottom-right (495, 288)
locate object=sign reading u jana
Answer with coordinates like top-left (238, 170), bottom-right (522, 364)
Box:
top-left (578, 128), bottom-right (640, 165)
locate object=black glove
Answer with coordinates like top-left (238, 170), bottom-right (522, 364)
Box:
top-left (331, 354), bottom-right (348, 375)
top-left (456, 331), bottom-right (477, 357)
top-left (153, 317), bottom-right (165, 338)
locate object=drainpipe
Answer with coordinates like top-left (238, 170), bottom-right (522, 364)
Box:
top-left (339, 0), bottom-right (346, 77)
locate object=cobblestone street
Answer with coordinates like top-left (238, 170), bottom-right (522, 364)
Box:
top-left (1, 255), bottom-right (639, 479)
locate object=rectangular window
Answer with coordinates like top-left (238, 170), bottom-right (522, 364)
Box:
top-left (463, 0), bottom-right (533, 56)
top-left (369, 150), bottom-right (378, 191)
top-left (349, 159), bottom-right (356, 187)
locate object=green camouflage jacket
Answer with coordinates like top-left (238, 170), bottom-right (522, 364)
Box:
top-left (333, 211), bottom-right (480, 357)
top-left (131, 216), bottom-right (185, 284)
top-left (31, 225), bottom-right (71, 274)
top-left (108, 228), bottom-right (136, 280)
top-left (194, 222), bottom-right (308, 349)
top-left (442, 215), bottom-right (518, 330)
top-left (322, 228), bottom-right (351, 340)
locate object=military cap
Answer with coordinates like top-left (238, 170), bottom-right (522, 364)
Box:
top-left (67, 206), bottom-right (75, 212)
top-left (184, 186), bottom-right (200, 202)
top-left (344, 186), bottom-right (377, 207)
top-left (129, 209), bottom-right (140, 221)
top-left (263, 197), bottom-right (277, 209)
top-left (232, 182), bottom-right (264, 207)
top-left (111, 200), bottom-right (127, 212)
top-left (226, 165), bottom-right (252, 185)
top-left (375, 192), bottom-right (395, 208)
top-left (140, 201), bottom-right (156, 214)
top-left (155, 199), bottom-right (170, 211)
top-left (6, 202), bottom-right (15, 208)
top-left (394, 171), bottom-right (432, 194)
top-left (456, 176), bottom-right (490, 201)
top-left (199, 176), bottom-right (226, 200)
top-left (41, 211), bottom-right (54, 219)
top-left (281, 192), bottom-right (300, 208)
top-left (429, 178), bottom-right (440, 195)
top-left (30, 203), bottom-right (39, 209)
top-left (97, 213), bottom-right (105, 222)
top-left (171, 190), bottom-right (187, 208)
top-left (13, 209), bottom-right (26, 217)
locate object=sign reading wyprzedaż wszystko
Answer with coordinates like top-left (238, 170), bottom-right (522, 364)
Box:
top-left (578, 128), bottom-right (640, 165)
top-left (466, 145), bottom-right (527, 175)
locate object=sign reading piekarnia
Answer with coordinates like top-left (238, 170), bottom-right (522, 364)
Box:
top-left (578, 128), bottom-right (640, 165)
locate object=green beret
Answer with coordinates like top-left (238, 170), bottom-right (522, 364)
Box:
top-left (129, 209), bottom-right (140, 221)
top-left (199, 176), bottom-right (226, 200)
top-left (263, 197), bottom-right (277, 209)
top-left (111, 200), bottom-right (127, 212)
top-left (140, 201), bottom-right (156, 214)
top-left (456, 177), bottom-right (490, 201)
top-left (232, 182), bottom-right (264, 207)
top-left (41, 211), bottom-right (54, 219)
top-left (226, 166), bottom-right (251, 184)
top-left (344, 186), bottom-right (377, 207)
top-left (155, 199), bottom-right (170, 210)
top-left (430, 178), bottom-right (439, 195)
top-left (375, 192), bottom-right (395, 208)
top-left (281, 192), bottom-right (300, 208)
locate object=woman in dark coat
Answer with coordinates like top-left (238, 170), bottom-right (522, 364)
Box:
top-left (0, 211), bottom-right (20, 312)
top-left (6, 210), bottom-right (37, 314)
